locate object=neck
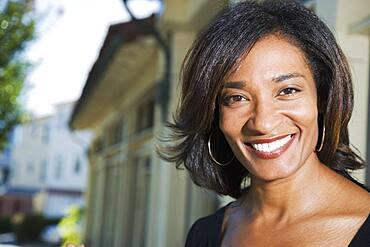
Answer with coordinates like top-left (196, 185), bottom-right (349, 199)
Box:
top-left (243, 154), bottom-right (344, 222)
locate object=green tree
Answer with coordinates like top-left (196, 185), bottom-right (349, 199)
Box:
top-left (0, 0), bottom-right (35, 150)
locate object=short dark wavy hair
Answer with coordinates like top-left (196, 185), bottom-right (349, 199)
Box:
top-left (158, 0), bottom-right (365, 198)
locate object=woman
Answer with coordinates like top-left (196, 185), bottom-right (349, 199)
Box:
top-left (159, 0), bottom-right (370, 246)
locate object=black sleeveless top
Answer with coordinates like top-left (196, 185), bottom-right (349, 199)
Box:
top-left (185, 204), bottom-right (370, 247)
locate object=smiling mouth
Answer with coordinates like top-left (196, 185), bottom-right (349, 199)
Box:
top-left (244, 134), bottom-right (295, 159)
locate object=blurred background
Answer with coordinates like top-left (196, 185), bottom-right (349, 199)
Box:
top-left (0, 0), bottom-right (369, 246)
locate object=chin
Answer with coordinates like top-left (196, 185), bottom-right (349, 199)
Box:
top-left (242, 158), bottom-right (303, 183)
top-left (252, 170), bottom-right (294, 183)
top-left (254, 171), bottom-right (295, 183)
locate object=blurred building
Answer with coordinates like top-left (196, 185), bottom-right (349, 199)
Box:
top-left (70, 0), bottom-right (370, 246)
top-left (0, 132), bottom-right (34, 217)
top-left (2, 102), bottom-right (92, 217)
top-left (0, 139), bottom-right (12, 186)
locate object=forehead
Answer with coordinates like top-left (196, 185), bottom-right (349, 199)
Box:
top-left (226, 35), bottom-right (313, 82)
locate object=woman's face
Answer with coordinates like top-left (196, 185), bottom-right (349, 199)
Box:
top-left (219, 35), bottom-right (319, 182)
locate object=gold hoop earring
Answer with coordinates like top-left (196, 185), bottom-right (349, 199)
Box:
top-left (317, 120), bottom-right (325, 152)
top-left (207, 129), bottom-right (234, 166)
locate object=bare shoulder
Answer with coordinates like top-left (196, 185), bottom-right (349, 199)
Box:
top-left (337, 177), bottom-right (370, 214)
top-left (306, 178), bottom-right (370, 245)
top-left (356, 188), bottom-right (370, 211)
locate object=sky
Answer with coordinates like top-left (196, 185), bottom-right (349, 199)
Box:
top-left (25, 0), bottom-right (161, 116)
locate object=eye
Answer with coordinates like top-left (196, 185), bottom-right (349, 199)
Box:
top-left (222, 94), bottom-right (249, 106)
top-left (279, 87), bottom-right (300, 96)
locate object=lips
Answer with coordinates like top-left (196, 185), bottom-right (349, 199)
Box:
top-left (244, 134), bottom-right (295, 159)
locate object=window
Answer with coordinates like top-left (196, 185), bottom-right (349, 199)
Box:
top-left (135, 99), bottom-right (155, 133)
top-left (113, 119), bottom-right (124, 144)
top-left (74, 157), bottom-right (81, 174)
top-left (42, 124), bottom-right (50, 143)
top-left (93, 137), bottom-right (104, 153)
top-left (106, 119), bottom-right (124, 146)
top-left (127, 156), bottom-right (152, 246)
top-left (40, 160), bottom-right (47, 182)
top-left (26, 161), bottom-right (34, 174)
top-left (10, 161), bottom-right (17, 180)
top-left (54, 156), bottom-right (63, 179)
top-left (101, 158), bottom-right (120, 246)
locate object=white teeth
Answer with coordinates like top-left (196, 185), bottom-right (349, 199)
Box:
top-left (270, 142), bottom-right (277, 151)
top-left (277, 139), bottom-right (283, 147)
top-left (251, 135), bottom-right (292, 153)
top-left (262, 143), bottom-right (268, 152)
top-left (268, 143), bottom-right (274, 151)
top-left (258, 144), bottom-right (263, 151)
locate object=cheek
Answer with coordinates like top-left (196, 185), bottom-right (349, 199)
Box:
top-left (219, 107), bottom-right (248, 136)
top-left (293, 101), bottom-right (317, 122)
top-left (288, 99), bottom-right (319, 140)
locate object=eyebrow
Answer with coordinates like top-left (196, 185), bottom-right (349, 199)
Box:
top-left (223, 81), bottom-right (246, 89)
top-left (224, 72), bottom-right (305, 88)
top-left (272, 73), bottom-right (305, 83)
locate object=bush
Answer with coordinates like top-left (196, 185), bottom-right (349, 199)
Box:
top-left (0, 216), bottom-right (13, 233)
top-left (12, 214), bottom-right (62, 243)
top-left (13, 214), bottom-right (45, 242)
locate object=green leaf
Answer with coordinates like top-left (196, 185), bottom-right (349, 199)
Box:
top-left (0, 0), bottom-right (35, 151)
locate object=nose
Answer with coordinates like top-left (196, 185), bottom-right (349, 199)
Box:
top-left (243, 98), bottom-right (281, 136)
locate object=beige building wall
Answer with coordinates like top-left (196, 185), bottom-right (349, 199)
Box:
top-left (316, 0), bottom-right (370, 183)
